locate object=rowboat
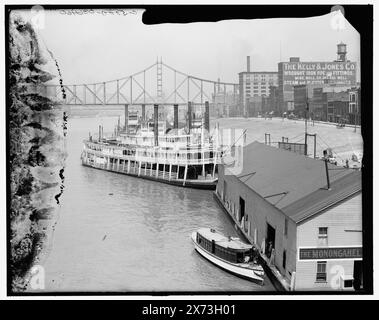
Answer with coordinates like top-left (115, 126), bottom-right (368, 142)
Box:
top-left (191, 228), bottom-right (264, 284)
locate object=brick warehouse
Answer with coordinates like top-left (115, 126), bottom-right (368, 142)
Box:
top-left (214, 141), bottom-right (362, 291)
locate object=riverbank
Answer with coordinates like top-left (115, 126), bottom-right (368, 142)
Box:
top-left (214, 116), bottom-right (363, 166)
top-left (8, 14), bottom-right (67, 292)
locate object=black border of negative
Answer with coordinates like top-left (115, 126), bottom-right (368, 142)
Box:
top-left (4, 4), bottom-right (373, 296)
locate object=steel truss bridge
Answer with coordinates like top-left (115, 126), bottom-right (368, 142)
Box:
top-left (42, 59), bottom-right (240, 111)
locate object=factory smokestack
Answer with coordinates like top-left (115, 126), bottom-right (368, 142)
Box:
top-left (247, 56), bottom-right (251, 72)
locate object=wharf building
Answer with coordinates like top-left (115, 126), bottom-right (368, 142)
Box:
top-left (277, 43), bottom-right (357, 115)
top-left (238, 56), bottom-right (278, 117)
top-left (214, 141), bottom-right (362, 291)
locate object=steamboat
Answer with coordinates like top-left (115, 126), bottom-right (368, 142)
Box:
top-left (81, 102), bottom-right (222, 189)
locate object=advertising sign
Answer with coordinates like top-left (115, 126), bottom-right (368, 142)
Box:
top-left (281, 62), bottom-right (356, 86)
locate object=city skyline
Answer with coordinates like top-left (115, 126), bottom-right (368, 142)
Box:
top-left (18, 9), bottom-right (360, 85)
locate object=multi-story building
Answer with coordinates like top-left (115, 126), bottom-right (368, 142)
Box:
top-left (239, 56), bottom-right (278, 117)
top-left (212, 88), bottom-right (240, 118)
top-left (264, 85), bottom-right (283, 115)
top-left (326, 91), bottom-right (350, 123)
top-left (277, 43), bottom-right (357, 114)
top-left (311, 87), bottom-right (327, 121)
top-left (297, 86), bottom-right (359, 123)
top-left (293, 85), bottom-right (308, 117)
top-left (348, 87), bottom-right (361, 126)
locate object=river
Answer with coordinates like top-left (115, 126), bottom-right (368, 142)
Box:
top-left (41, 116), bottom-right (274, 292)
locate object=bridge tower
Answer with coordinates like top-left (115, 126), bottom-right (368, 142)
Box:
top-left (157, 57), bottom-right (163, 102)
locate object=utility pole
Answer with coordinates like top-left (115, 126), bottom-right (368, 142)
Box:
top-left (304, 87), bottom-right (309, 156)
top-left (354, 100), bottom-right (358, 133)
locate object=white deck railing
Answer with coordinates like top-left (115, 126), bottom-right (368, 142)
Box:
top-left (83, 142), bottom-right (220, 166)
top-left (82, 156), bottom-right (217, 181)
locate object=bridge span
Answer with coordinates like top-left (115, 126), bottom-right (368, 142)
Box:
top-left (40, 59), bottom-right (240, 112)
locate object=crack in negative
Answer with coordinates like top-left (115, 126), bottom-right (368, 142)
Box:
top-left (54, 168), bottom-right (65, 205)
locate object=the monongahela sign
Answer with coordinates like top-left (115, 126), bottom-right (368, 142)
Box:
top-left (299, 247), bottom-right (362, 260)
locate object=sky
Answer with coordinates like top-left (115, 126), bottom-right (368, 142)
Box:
top-left (19, 8), bottom-right (360, 85)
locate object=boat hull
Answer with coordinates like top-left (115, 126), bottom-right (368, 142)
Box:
top-left (81, 162), bottom-right (217, 190)
top-left (191, 232), bottom-right (264, 285)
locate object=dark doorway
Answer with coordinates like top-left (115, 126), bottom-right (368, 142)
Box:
top-left (353, 260), bottom-right (363, 291)
top-left (239, 197), bottom-right (245, 222)
top-left (187, 166), bottom-right (197, 179)
top-left (266, 223), bottom-right (276, 256)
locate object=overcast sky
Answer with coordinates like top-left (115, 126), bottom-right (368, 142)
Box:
top-left (21, 9), bottom-right (360, 85)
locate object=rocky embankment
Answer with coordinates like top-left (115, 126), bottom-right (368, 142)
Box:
top-left (9, 13), bottom-right (66, 292)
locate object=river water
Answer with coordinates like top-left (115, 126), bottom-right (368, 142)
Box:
top-left (42, 116), bottom-right (274, 292)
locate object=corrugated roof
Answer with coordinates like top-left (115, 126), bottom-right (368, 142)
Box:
top-left (223, 141), bottom-right (361, 223)
top-left (281, 170), bottom-right (361, 223)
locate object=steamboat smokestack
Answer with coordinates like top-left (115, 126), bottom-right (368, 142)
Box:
top-left (124, 104), bottom-right (128, 133)
top-left (154, 104), bottom-right (159, 146)
top-left (187, 101), bottom-right (192, 133)
top-left (204, 101), bottom-right (210, 133)
top-left (174, 104), bottom-right (179, 129)
top-left (141, 104), bottom-right (146, 122)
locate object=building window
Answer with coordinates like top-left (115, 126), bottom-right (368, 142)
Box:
top-left (284, 218), bottom-right (288, 236)
top-left (318, 227), bottom-right (328, 246)
top-left (282, 250), bottom-right (286, 270)
top-left (316, 261), bottom-right (327, 282)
